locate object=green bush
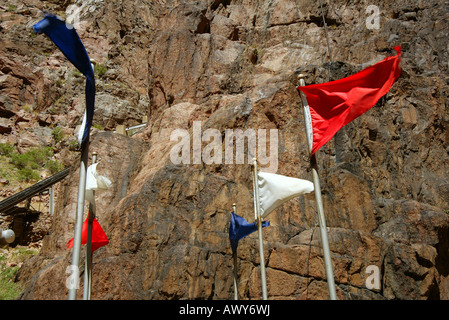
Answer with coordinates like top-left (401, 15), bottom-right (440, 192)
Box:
top-left (94, 63), bottom-right (107, 77)
top-left (51, 126), bottom-right (64, 143)
top-left (0, 248), bottom-right (39, 300)
top-left (6, 4), bottom-right (17, 12)
top-left (0, 264), bottom-right (21, 300)
top-left (0, 143), bottom-right (14, 157)
top-left (93, 123), bottom-right (105, 130)
top-left (1, 145), bottom-right (64, 182)
top-left (45, 159), bottom-right (64, 174)
top-left (11, 147), bottom-right (53, 170)
top-left (17, 167), bottom-right (41, 182)
top-left (8, 147), bottom-right (61, 182)
top-left (10, 152), bottom-right (30, 170)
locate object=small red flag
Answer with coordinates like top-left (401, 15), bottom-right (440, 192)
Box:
top-left (66, 217), bottom-right (109, 252)
top-left (298, 46), bottom-right (401, 155)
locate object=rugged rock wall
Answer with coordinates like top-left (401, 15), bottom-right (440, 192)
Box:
top-left (1, 0), bottom-right (448, 299)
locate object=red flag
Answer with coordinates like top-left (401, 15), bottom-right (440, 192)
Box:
top-left (298, 46), bottom-right (401, 155)
top-left (66, 217), bottom-right (109, 252)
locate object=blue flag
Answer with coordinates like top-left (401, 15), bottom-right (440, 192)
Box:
top-left (33, 15), bottom-right (95, 146)
top-left (229, 212), bottom-right (269, 254)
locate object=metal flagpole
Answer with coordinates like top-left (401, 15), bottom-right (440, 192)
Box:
top-left (252, 158), bottom-right (268, 300)
top-left (232, 203), bottom-right (239, 300)
top-left (83, 151), bottom-right (97, 300)
top-left (49, 186), bottom-right (54, 215)
top-left (68, 139), bottom-right (89, 300)
top-left (298, 74), bottom-right (337, 300)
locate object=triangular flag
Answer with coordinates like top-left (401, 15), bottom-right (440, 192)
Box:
top-left (33, 15), bottom-right (95, 146)
top-left (85, 163), bottom-right (112, 204)
top-left (66, 217), bottom-right (109, 252)
top-left (257, 172), bottom-right (314, 219)
top-left (229, 212), bottom-right (269, 254)
top-left (298, 46), bottom-right (401, 154)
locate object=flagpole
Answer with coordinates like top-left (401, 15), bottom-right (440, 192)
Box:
top-left (232, 203), bottom-right (239, 300)
top-left (252, 158), bottom-right (268, 300)
top-left (68, 139), bottom-right (89, 300)
top-left (297, 74), bottom-right (337, 300)
top-left (83, 151), bottom-right (97, 300)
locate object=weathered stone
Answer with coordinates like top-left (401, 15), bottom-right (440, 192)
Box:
top-left (0, 117), bottom-right (12, 134)
top-left (17, 131), bottom-right (41, 151)
top-left (94, 93), bottom-right (145, 130)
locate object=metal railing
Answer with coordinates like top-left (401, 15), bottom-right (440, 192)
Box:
top-left (0, 167), bottom-right (70, 214)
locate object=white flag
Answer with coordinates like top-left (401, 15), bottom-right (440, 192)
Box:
top-left (85, 163), bottom-right (112, 203)
top-left (257, 171), bottom-right (314, 219)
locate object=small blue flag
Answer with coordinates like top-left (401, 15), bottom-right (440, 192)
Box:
top-left (229, 212), bottom-right (269, 254)
top-left (33, 15), bottom-right (95, 146)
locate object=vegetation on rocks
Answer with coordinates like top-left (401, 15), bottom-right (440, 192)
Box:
top-left (1, 143), bottom-right (63, 182)
top-left (0, 247), bottom-right (39, 300)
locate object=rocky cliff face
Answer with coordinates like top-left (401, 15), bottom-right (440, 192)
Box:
top-left (1, 0), bottom-right (448, 299)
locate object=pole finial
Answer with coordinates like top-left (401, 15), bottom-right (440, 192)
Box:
top-left (251, 158), bottom-right (258, 169)
top-left (297, 74), bottom-right (306, 87)
top-left (92, 151), bottom-right (98, 164)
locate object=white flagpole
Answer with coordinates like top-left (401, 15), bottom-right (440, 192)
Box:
top-left (252, 158), bottom-right (268, 300)
top-left (68, 139), bottom-right (89, 300)
top-left (298, 74), bottom-right (337, 300)
top-left (83, 151), bottom-right (97, 300)
top-left (232, 203), bottom-right (239, 300)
